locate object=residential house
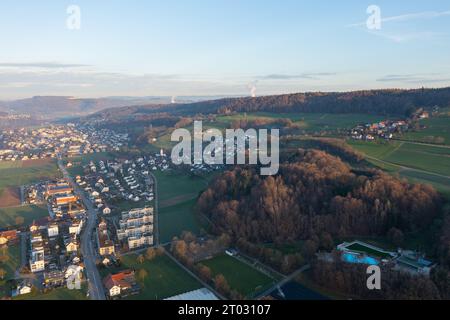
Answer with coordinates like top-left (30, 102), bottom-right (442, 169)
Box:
top-left (64, 236), bottom-right (79, 253)
top-left (47, 223), bottom-right (59, 238)
top-left (103, 270), bottom-right (139, 298)
top-left (14, 281), bottom-right (33, 296)
top-left (44, 270), bottom-right (65, 288)
top-left (97, 220), bottom-right (115, 256)
top-left (69, 219), bottom-right (83, 235)
top-left (0, 230), bottom-right (18, 245)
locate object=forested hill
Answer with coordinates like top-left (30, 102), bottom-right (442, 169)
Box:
top-left (174, 87), bottom-right (450, 116)
top-left (85, 87), bottom-right (450, 122)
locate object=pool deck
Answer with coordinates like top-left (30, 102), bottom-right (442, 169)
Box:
top-left (337, 241), bottom-right (396, 259)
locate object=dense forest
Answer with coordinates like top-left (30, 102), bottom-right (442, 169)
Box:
top-left (197, 148), bottom-right (450, 298)
top-left (198, 149), bottom-right (442, 243)
top-left (85, 87), bottom-right (450, 122)
top-left (210, 87), bottom-right (450, 116)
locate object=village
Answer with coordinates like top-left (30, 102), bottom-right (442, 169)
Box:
top-left (72, 151), bottom-right (170, 209)
top-left (0, 124), bottom-right (128, 162)
top-left (349, 109), bottom-right (432, 141)
top-left (0, 171), bottom-right (158, 299)
top-left (0, 109), bottom-right (445, 301)
top-left (0, 180), bottom-right (87, 297)
top-left (0, 143), bottom-right (227, 300)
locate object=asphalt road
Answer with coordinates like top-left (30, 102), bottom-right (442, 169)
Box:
top-left (57, 158), bottom-right (106, 300)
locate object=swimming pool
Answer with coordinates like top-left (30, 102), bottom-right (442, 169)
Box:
top-left (342, 252), bottom-right (379, 265)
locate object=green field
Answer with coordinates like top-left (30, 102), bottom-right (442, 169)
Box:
top-left (0, 244), bottom-right (21, 280)
top-left (199, 253), bottom-right (275, 298)
top-left (66, 152), bottom-right (116, 176)
top-left (0, 205), bottom-right (49, 229)
top-left (399, 170), bottom-right (450, 199)
top-left (154, 171), bottom-right (210, 208)
top-left (155, 171), bottom-right (213, 241)
top-left (159, 199), bottom-right (203, 243)
top-left (14, 286), bottom-right (88, 300)
top-left (101, 253), bottom-right (202, 300)
top-left (0, 161), bottom-right (23, 170)
top-left (346, 113), bottom-right (450, 197)
top-left (216, 112), bottom-right (388, 132)
top-left (0, 159), bottom-right (60, 200)
top-left (348, 140), bottom-right (450, 197)
top-left (150, 122), bottom-right (230, 150)
top-left (403, 116), bottom-right (450, 145)
top-left (384, 143), bottom-right (450, 175)
top-left (148, 112), bottom-right (387, 150)
top-left (348, 140), bottom-right (450, 176)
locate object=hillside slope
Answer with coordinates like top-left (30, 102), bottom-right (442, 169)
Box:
top-left (84, 87), bottom-right (450, 122)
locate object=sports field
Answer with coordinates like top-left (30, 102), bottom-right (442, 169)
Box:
top-left (199, 253), bottom-right (276, 298)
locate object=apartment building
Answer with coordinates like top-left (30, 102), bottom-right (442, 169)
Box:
top-left (29, 232), bottom-right (46, 273)
top-left (117, 207), bottom-right (154, 250)
top-left (97, 220), bottom-right (115, 256)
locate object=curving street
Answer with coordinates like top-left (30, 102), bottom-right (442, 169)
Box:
top-left (57, 157), bottom-right (106, 300)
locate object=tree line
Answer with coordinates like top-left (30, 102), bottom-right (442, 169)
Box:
top-left (170, 232), bottom-right (244, 299)
top-left (85, 87), bottom-right (450, 122)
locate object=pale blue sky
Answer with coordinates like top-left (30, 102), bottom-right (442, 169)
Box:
top-left (0, 0), bottom-right (449, 99)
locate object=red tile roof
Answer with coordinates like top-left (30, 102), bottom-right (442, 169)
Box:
top-left (103, 270), bottom-right (135, 291)
top-left (0, 230), bottom-right (17, 239)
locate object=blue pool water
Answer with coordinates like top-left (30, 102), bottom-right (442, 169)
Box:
top-left (343, 252), bottom-right (379, 265)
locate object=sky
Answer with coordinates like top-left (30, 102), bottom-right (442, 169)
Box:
top-left (0, 0), bottom-right (450, 99)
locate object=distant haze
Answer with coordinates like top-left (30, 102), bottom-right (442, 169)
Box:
top-left (0, 95), bottom-right (239, 119)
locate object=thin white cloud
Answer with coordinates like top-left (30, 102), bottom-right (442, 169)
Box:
top-left (348, 9), bottom-right (450, 28)
top-left (259, 73), bottom-right (336, 80)
top-left (0, 62), bottom-right (90, 69)
top-left (0, 82), bottom-right (34, 88)
top-left (377, 73), bottom-right (450, 83)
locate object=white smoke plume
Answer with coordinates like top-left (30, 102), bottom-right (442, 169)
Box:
top-left (248, 81), bottom-right (258, 98)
